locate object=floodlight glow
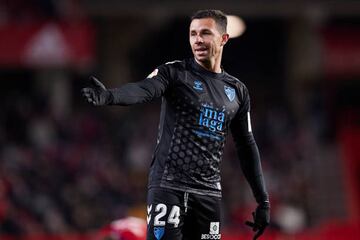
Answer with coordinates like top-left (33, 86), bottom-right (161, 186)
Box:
top-left (227, 15), bottom-right (246, 38)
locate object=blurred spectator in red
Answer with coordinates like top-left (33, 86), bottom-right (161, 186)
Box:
top-left (96, 217), bottom-right (146, 240)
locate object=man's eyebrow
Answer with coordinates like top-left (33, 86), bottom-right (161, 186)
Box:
top-left (190, 27), bottom-right (212, 32)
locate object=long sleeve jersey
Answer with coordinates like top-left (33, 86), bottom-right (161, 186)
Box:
top-left (108, 58), bottom-right (268, 202)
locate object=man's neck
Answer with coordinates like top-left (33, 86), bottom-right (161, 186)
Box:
top-left (195, 56), bottom-right (222, 73)
top-left (195, 51), bottom-right (222, 73)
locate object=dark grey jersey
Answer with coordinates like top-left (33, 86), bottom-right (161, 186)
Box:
top-left (109, 58), bottom-right (267, 200)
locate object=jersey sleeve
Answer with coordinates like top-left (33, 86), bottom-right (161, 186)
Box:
top-left (108, 64), bottom-right (171, 105)
top-left (230, 85), bottom-right (269, 204)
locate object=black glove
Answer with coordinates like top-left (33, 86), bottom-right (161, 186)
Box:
top-left (81, 76), bottom-right (113, 106)
top-left (245, 202), bottom-right (270, 240)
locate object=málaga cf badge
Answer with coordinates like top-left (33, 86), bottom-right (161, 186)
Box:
top-left (224, 86), bottom-right (235, 102)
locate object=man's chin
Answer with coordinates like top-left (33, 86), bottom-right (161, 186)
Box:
top-left (194, 55), bottom-right (210, 63)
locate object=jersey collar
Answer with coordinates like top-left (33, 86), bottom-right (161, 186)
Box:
top-left (190, 58), bottom-right (225, 79)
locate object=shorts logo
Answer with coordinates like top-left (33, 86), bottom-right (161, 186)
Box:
top-left (210, 222), bottom-right (219, 234)
top-left (201, 222), bottom-right (221, 239)
top-left (154, 227), bottom-right (165, 240)
top-left (224, 85), bottom-right (235, 102)
top-left (193, 80), bottom-right (204, 91)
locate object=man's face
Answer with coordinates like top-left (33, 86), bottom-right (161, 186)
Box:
top-left (189, 18), bottom-right (226, 64)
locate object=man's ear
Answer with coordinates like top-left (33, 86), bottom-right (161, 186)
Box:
top-left (221, 33), bottom-right (230, 46)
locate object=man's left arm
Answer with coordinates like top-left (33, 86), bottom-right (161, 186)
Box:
top-left (230, 86), bottom-right (270, 239)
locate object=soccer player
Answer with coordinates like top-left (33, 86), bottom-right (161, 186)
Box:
top-left (82, 9), bottom-right (270, 240)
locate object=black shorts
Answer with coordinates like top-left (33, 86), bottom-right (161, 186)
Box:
top-left (146, 187), bottom-right (222, 240)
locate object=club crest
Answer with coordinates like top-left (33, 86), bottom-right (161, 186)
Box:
top-left (154, 227), bottom-right (165, 240)
top-left (224, 86), bottom-right (235, 101)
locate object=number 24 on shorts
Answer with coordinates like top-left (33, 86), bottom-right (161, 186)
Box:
top-left (147, 204), bottom-right (181, 227)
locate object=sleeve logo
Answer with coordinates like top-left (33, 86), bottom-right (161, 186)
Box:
top-left (147, 68), bottom-right (158, 78)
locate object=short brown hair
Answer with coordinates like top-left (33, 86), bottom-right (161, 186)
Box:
top-left (191, 9), bottom-right (227, 34)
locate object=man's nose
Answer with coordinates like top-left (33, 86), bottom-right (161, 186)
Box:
top-left (195, 35), bottom-right (204, 43)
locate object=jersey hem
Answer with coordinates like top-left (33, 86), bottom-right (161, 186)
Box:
top-left (148, 182), bottom-right (222, 198)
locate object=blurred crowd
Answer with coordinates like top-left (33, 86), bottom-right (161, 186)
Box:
top-left (0, 85), bottom-right (163, 234)
top-left (0, 0), bottom-right (84, 23)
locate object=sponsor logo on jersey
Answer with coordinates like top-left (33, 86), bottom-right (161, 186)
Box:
top-left (201, 222), bottom-right (221, 239)
top-left (193, 80), bottom-right (204, 91)
top-left (194, 104), bottom-right (226, 141)
top-left (224, 85), bottom-right (235, 102)
top-left (154, 227), bottom-right (165, 240)
top-left (198, 104), bottom-right (225, 132)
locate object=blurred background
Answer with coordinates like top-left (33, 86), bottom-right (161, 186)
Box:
top-left (0, 0), bottom-right (359, 239)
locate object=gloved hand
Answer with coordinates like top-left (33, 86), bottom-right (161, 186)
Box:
top-left (81, 76), bottom-right (112, 106)
top-left (245, 202), bottom-right (270, 240)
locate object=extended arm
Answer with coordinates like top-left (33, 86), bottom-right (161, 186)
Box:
top-left (82, 67), bottom-right (170, 106)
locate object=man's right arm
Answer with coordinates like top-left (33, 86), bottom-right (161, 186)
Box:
top-left (82, 65), bottom-right (170, 106)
